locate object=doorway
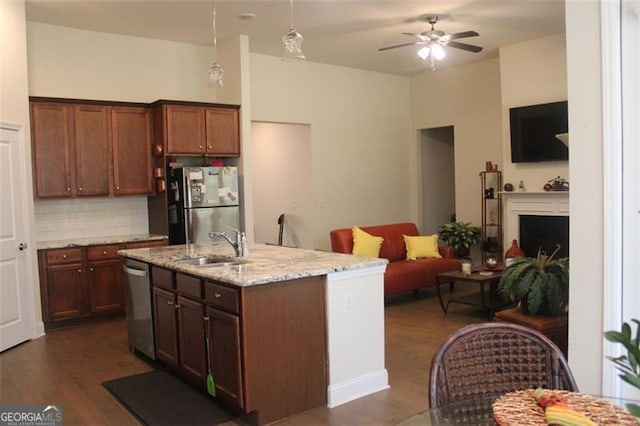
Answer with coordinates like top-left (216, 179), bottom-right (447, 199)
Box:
top-left (419, 126), bottom-right (455, 235)
top-left (250, 122), bottom-right (312, 249)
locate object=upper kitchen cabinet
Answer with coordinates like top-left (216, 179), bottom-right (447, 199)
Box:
top-left (30, 102), bottom-right (75, 198)
top-left (154, 101), bottom-right (240, 157)
top-left (72, 104), bottom-right (111, 197)
top-left (30, 98), bottom-right (154, 198)
top-left (111, 106), bottom-right (153, 195)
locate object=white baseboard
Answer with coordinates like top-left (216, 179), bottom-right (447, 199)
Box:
top-left (34, 321), bottom-right (45, 338)
top-left (327, 368), bottom-right (389, 408)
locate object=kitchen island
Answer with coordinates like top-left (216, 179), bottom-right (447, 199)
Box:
top-left (118, 242), bottom-right (389, 425)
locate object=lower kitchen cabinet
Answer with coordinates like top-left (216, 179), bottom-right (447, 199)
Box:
top-left (206, 307), bottom-right (243, 409)
top-left (38, 239), bottom-right (167, 328)
top-left (153, 287), bottom-right (179, 365)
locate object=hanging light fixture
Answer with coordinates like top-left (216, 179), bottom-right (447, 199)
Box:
top-left (418, 41), bottom-right (446, 71)
top-left (208, 0), bottom-right (224, 87)
top-left (282, 0), bottom-right (305, 61)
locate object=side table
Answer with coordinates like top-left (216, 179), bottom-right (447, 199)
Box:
top-left (493, 307), bottom-right (569, 358)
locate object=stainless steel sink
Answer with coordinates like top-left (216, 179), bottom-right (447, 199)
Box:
top-left (178, 256), bottom-right (247, 267)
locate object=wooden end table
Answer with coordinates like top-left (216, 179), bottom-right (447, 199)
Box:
top-left (494, 307), bottom-right (569, 357)
top-left (435, 270), bottom-right (511, 319)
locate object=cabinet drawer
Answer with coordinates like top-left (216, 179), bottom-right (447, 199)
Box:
top-left (45, 248), bottom-right (83, 265)
top-left (152, 266), bottom-right (174, 289)
top-left (176, 273), bottom-right (202, 299)
top-left (205, 282), bottom-right (239, 314)
top-left (87, 244), bottom-right (121, 261)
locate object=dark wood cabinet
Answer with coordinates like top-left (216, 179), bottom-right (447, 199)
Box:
top-left (30, 102), bottom-right (74, 198)
top-left (177, 295), bottom-right (206, 384)
top-left (153, 287), bottom-right (179, 366)
top-left (73, 104), bottom-right (111, 196)
top-left (38, 239), bottom-right (165, 327)
top-left (204, 107), bottom-right (240, 156)
top-left (156, 102), bottom-right (240, 156)
top-left (46, 260), bottom-right (88, 320)
top-left (111, 106), bottom-right (154, 195)
top-left (30, 98), bottom-right (154, 198)
top-left (206, 306), bottom-right (243, 408)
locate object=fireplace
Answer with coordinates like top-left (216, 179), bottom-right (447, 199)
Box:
top-left (503, 191), bottom-right (570, 258)
top-left (519, 215), bottom-right (569, 258)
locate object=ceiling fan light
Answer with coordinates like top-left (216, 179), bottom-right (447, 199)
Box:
top-left (282, 28), bottom-right (306, 61)
top-left (417, 46), bottom-right (431, 60)
top-left (432, 44), bottom-right (446, 60)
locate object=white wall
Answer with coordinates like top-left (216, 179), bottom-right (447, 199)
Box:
top-left (410, 58), bottom-right (503, 227)
top-left (499, 33), bottom-right (569, 191)
top-left (1, 0), bottom-right (42, 330)
top-left (250, 53), bottom-right (412, 250)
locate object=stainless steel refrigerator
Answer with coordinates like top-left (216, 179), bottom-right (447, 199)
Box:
top-left (168, 166), bottom-right (239, 245)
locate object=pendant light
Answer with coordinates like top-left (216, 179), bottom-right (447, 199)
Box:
top-left (282, 0), bottom-right (305, 61)
top-left (208, 0), bottom-right (224, 87)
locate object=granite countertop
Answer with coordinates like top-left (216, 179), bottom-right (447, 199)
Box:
top-left (36, 234), bottom-right (168, 250)
top-left (118, 242), bottom-right (388, 287)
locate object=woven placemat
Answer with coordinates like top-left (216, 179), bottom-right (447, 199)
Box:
top-left (492, 389), bottom-right (639, 426)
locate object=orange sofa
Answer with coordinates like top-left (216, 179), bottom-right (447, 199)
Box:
top-left (330, 223), bottom-right (461, 297)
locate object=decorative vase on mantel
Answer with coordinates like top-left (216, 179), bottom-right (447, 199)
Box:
top-left (504, 239), bottom-right (525, 266)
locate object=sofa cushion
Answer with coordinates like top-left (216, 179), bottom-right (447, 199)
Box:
top-left (403, 234), bottom-right (442, 260)
top-left (352, 226), bottom-right (384, 257)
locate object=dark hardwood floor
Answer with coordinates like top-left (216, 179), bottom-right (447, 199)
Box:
top-left (0, 284), bottom-right (486, 425)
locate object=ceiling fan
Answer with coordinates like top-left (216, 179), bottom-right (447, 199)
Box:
top-left (378, 15), bottom-right (483, 70)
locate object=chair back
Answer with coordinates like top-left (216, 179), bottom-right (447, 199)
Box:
top-left (429, 322), bottom-right (578, 408)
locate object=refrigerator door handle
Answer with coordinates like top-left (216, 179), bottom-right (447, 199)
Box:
top-left (185, 209), bottom-right (194, 244)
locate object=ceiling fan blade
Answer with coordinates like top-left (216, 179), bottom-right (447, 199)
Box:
top-left (447, 41), bottom-right (483, 53)
top-left (401, 32), bottom-right (428, 41)
top-left (447, 30), bottom-right (479, 40)
top-left (378, 41), bottom-right (420, 51)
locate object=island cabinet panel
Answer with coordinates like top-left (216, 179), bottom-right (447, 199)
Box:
top-left (111, 106), bottom-right (153, 195)
top-left (30, 102), bottom-right (74, 198)
top-left (73, 104), bottom-right (111, 197)
top-left (242, 276), bottom-right (327, 425)
top-left (177, 295), bottom-right (206, 385)
top-left (153, 287), bottom-right (179, 366)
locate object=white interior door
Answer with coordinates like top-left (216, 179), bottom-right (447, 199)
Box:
top-left (0, 124), bottom-right (35, 352)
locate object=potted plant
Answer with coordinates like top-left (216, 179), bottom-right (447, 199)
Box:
top-left (604, 319), bottom-right (640, 417)
top-left (497, 245), bottom-right (569, 316)
top-left (438, 221), bottom-right (481, 258)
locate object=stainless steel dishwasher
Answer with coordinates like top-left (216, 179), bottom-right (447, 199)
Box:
top-left (123, 259), bottom-right (155, 359)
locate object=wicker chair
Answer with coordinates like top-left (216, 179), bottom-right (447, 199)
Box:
top-left (429, 322), bottom-right (578, 408)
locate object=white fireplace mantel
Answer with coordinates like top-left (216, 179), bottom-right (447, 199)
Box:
top-left (502, 191), bottom-right (570, 247)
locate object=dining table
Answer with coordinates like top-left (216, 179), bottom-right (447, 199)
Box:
top-left (396, 392), bottom-right (640, 425)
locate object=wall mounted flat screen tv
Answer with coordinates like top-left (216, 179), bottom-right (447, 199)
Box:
top-left (509, 101), bottom-right (568, 163)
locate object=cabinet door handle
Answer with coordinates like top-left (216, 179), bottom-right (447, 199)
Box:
top-left (62, 254), bottom-right (68, 259)
top-left (175, 304), bottom-right (180, 310)
top-left (199, 145), bottom-right (204, 151)
top-left (116, 185), bottom-right (120, 190)
top-left (167, 300), bottom-right (173, 306)
top-left (103, 251), bottom-right (107, 255)
top-left (78, 187), bottom-right (83, 191)
top-left (214, 293), bottom-right (222, 298)
top-left (78, 269), bottom-right (82, 273)
top-left (90, 267), bottom-right (94, 272)
top-left (66, 187), bottom-right (71, 192)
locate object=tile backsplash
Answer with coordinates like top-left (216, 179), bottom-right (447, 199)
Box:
top-left (34, 197), bottom-right (149, 242)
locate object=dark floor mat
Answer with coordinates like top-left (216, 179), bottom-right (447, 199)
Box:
top-left (103, 370), bottom-right (236, 425)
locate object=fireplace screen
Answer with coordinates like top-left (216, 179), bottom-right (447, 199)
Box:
top-left (519, 215), bottom-right (569, 258)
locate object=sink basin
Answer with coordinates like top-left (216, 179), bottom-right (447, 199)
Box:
top-left (178, 256), bottom-right (247, 267)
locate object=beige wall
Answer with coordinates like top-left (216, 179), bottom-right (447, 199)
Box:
top-left (250, 53), bottom-right (412, 250)
top-left (410, 58), bottom-right (503, 227)
top-left (499, 33), bottom-right (569, 191)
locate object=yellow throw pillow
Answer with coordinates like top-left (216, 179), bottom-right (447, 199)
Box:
top-left (352, 227), bottom-right (384, 258)
top-left (403, 234), bottom-right (442, 260)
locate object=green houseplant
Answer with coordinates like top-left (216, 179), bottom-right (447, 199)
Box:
top-left (438, 221), bottom-right (481, 258)
top-left (497, 245), bottom-right (569, 316)
top-left (604, 319), bottom-right (640, 417)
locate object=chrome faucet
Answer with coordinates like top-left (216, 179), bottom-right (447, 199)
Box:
top-left (209, 230), bottom-right (242, 257)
